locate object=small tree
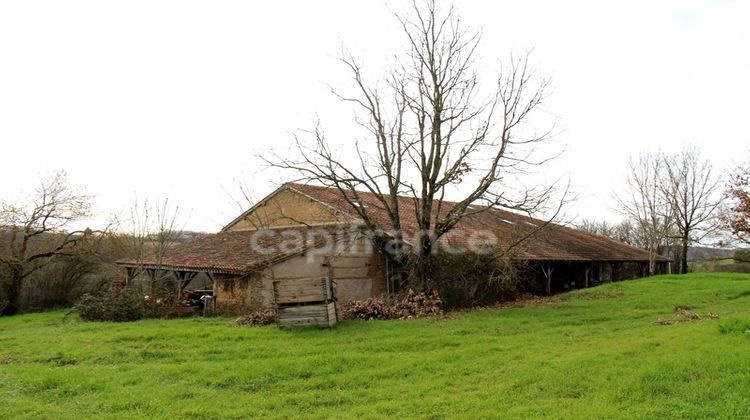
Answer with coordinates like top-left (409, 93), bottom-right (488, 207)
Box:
top-left (663, 146), bottom-right (722, 274)
top-left (116, 196), bottom-right (186, 296)
top-left (0, 172), bottom-right (94, 315)
top-left (615, 152), bottom-right (673, 275)
top-left (724, 163), bottom-right (750, 244)
top-left (577, 218), bottom-right (617, 238)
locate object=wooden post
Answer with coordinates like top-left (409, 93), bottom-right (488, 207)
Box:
top-left (173, 271), bottom-right (198, 299)
top-left (202, 295), bottom-right (214, 317)
top-left (174, 271), bottom-right (182, 298)
top-left (541, 265), bottom-right (554, 296)
top-left (125, 267), bottom-right (136, 287)
top-left (584, 266), bottom-right (591, 288)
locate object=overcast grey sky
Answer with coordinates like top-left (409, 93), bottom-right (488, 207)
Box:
top-left (1, 0), bottom-right (748, 232)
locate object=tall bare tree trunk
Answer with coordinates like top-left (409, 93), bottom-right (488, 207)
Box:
top-left (3, 266), bottom-right (23, 315)
top-left (680, 235), bottom-right (689, 274)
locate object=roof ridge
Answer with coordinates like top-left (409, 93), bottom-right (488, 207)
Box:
top-left (286, 181), bottom-right (476, 208)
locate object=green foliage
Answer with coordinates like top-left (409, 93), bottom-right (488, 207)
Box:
top-left (1, 273), bottom-right (750, 418)
top-left (75, 289), bottom-right (200, 322)
top-left (75, 290), bottom-right (144, 322)
top-left (431, 251), bottom-right (524, 308)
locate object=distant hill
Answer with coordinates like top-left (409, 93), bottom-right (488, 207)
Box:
top-left (688, 246), bottom-right (736, 261)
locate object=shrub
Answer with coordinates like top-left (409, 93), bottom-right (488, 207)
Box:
top-left (734, 249), bottom-right (750, 263)
top-left (76, 289), bottom-right (202, 322)
top-left (341, 289), bottom-right (443, 321)
top-left (76, 290), bottom-right (144, 322)
top-left (141, 295), bottom-right (201, 319)
top-left (234, 308), bottom-right (277, 326)
top-left (430, 251), bottom-right (525, 308)
top-left (713, 263), bottom-right (750, 274)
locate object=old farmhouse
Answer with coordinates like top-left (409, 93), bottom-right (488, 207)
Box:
top-left (118, 183), bottom-right (670, 312)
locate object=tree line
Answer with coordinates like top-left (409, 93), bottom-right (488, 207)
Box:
top-left (0, 172), bottom-right (189, 315)
top-left (579, 145), bottom-right (750, 275)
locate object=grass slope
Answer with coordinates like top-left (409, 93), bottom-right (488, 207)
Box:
top-left (1, 273), bottom-right (750, 418)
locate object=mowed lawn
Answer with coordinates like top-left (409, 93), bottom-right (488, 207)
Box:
top-left (1, 274), bottom-right (750, 418)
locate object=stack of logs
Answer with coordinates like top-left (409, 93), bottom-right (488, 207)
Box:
top-left (273, 277), bottom-right (338, 328)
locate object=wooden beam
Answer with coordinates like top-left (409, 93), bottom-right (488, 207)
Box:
top-left (541, 265), bottom-right (554, 296)
top-left (584, 266), bottom-right (591, 288)
top-left (173, 270), bottom-right (200, 298)
top-left (125, 267), bottom-right (136, 286)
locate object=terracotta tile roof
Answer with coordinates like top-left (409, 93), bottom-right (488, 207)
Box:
top-left (286, 183), bottom-right (671, 263)
top-left (116, 225), bottom-right (346, 274)
top-left (118, 183), bottom-right (669, 273)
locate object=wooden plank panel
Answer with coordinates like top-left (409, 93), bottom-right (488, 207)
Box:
top-left (273, 277), bottom-right (332, 304)
top-left (270, 255), bottom-right (328, 279)
top-left (274, 278), bottom-right (337, 328)
top-left (278, 304), bottom-right (328, 316)
top-left (277, 303), bottom-right (336, 327)
top-left (278, 318), bottom-right (328, 327)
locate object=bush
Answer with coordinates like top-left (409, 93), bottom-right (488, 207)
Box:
top-left (234, 308), bottom-right (277, 326)
top-left (341, 289), bottom-right (443, 321)
top-left (141, 294), bottom-right (201, 319)
top-left (430, 252), bottom-right (525, 308)
top-left (712, 263), bottom-right (750, 273)
top-left (734, 249), bottom-right (750, 263)
top-left (76, 290), bottom-right (144, 322)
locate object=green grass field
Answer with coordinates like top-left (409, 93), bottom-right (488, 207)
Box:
top-left (1, 273), bottom-right (750, 418)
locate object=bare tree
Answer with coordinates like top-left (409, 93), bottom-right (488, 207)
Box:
top-left (663, 146), bottom-right (722, 274)
top-left (577, 218), bottom-right (617, 238)
top-left (266, 1), bottom-right (558, 289)
top-left (117, 196), bottom-right (186, 295)
top-left (612, 219), bottom-right (652, 249)
top-left (0, 172), bottom-right (95, 315)
top-left (615, 152), bottom-right (673, 275)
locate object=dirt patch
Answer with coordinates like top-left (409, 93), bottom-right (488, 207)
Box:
top-left (654, 308), bottom-right (719, 325)
top-left (0, 354), bottom-right (19, 365)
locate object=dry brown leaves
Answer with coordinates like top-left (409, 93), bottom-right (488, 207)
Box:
top-left (654, 308), bottom-right (719, 325)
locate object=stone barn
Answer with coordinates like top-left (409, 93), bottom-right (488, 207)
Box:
top-left (118, 183), bottom-right (670, 312)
